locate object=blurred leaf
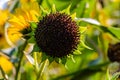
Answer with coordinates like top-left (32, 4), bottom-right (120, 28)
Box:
top-left (106, 68), bottom-right (110, 80)
top-left (53, 62), bottom-right (110, 80)
top-left (25, 54), bottom-right (34, 65)
top-left (100, 26), bottom-right (120, 39)
top-left (0, 66), bottom-right (8, 80)
top-left (72, 0), bottom-right (86, 17)
top-left (76, 18), bottom-right (101, 26)
top-left (111, 72), bottom-right (120, 80)
top-left (108, 27), bottom-right (120, 39)
top-left (48, 0), bottom-right (70, 10)
top-left (76, 18), bottom-right (120, 40)
top-left (33, 52), bottom-right (39, 72)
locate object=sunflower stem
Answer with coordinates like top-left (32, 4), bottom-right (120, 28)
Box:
top-left (15, 41), bottom-right (27, 80)
top-left (36, 59), bottom-right (48, 80)
top-left (0, 66), bottom-right (8, 80)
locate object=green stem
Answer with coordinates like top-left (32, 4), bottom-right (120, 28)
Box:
top-left (36, 59), bottom-right (48, 80)
top-left (15, 41), bottom-right (27, 80)
top-left (0, 66), bottom-right (8, 80)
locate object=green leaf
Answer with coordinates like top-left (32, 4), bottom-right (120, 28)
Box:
top-left (100, 26), bottom-right (120, 39)
top-left (106, 68), bottom-right (110, 80)
top-left (111, 72), bottom-right (120, 80)
top-left (76, 18), bottom-right (101, 26)
top-left (76, 18), bottom-right (120, 40)
top-left (71, 0), bottom-right (86, 17)
top-left (108, 27), bottom-right (120, 39)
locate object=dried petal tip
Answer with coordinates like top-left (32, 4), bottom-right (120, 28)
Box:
top-left (35, 12), bottom-right (80, 58)
top-left (108, 43), bottom-right (120, 62)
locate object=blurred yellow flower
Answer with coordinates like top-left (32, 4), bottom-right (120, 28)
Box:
top-left (20, 0), bottom-right (36, 3)
top-left (112, 0), bottom-right (120, 2)
top-left (0, 26), bottom-right (10, 49)
top-left (0, 9), bottom-right (9, 26)
top-left (0, 9), bottom-right (10, 49)
top-left (98, 10), bottom-right (110, 27)
top-left (7, 1), bottom-right (40, 45)
top-left (0, 53), bottom-right (13, 73)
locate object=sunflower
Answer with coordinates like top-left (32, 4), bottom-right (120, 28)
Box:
top-left (0, 9), bottom-right (10, 49)
top-left (20, 0), bottom-right (36, 3)
top-left (32, 5), bottom-right (85, 64)
top-left (35, 12), bottom-right (80, 58)
top-left (0, 9), bottom-right (9, 26)
top-left (0, 52), bottom-right (13, 73)
top-left (7, 1), bottom-right (40, 45)
top-left (108, 43), bottom-right (120, 62)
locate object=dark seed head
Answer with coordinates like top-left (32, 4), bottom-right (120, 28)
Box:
top-left (107, 43), bottom-right (120, 62)
top-left (35, 12), bottom-right (80, 58)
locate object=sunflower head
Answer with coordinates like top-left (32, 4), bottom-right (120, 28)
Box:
top-left (0, 9), bottom-right (9, 26)
top-left (35, 12), bottom-right (80, 58)
top-left (107, 43), bottom-right (120, 62)
top-left (7, 1), bottom-right (40, 45)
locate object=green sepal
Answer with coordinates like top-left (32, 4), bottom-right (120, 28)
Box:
top-left (60, 5), bottom-right (71, 15)
top-left (80, 40), bottom-right (92, 50)
top-left (51, 4), bottom-right (56, 13)
top-left (61, 57), bottom-right (67, 65)
top-left (30, 22), bottom-right (38, 30)
top-left (40, 6), bottom-right (50, 15)
top-left (48, 56), bottom-right (54, 63)
top-left (70, 12), bottom-right (76, 20)
top-left (32, 44), bottom-right (40, 52)
top-left (70, 54), bottom-right (75, 63)
top-left (79, 26), bottom-right (87, 34)
top-left (28, 36), bottom-right (36, 43)
top-left (54, 57), bottom-right (60, 63)
top-left (41, 52), bottom-right (48, 62)
top-left (73, 49), bottom-right (82, 55)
